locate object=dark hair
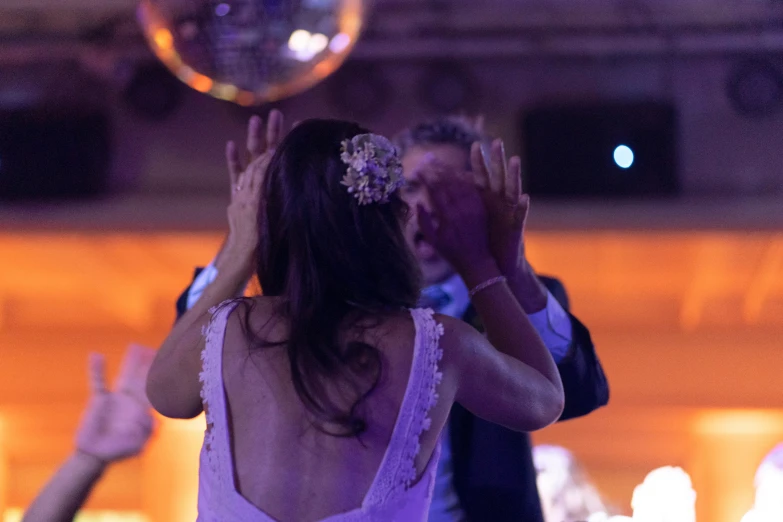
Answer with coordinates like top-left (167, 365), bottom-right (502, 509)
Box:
top-left (244, 119), bottom-right (421, 437)
top-left (393, 115), bottom-right (485, 157)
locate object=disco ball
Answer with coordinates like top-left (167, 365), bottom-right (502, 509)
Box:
top-left (137, 0), bottom-right (366, 106)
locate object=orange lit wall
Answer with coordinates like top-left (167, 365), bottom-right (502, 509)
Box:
top-left (2, 231), bottom-right (783, 522)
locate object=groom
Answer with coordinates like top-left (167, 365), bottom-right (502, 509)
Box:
top-left (176, 112), bottom-right (609, 522)
top-left (394, 117), bottom-right (608, 521)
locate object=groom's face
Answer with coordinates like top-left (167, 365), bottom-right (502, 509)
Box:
top-left (400, 143), bottom-right (469, 286)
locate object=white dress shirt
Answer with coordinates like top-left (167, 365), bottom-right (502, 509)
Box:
top-left (186, 261), bottom-right (221, 310)
top-left (185, 265), bottom-right (573, 522)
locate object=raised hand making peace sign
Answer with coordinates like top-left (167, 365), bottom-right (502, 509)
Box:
top-left (75, 344), bottom-right (155, 463)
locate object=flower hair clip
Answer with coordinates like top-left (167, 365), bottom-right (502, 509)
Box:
top-left (340, 133), bottom-right (405, 205)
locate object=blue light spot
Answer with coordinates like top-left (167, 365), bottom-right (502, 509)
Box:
top-left (613, 145), bottom-right (634, 169)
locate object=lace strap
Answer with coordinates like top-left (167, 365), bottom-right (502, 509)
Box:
top-left (199, 299), bottom-right (242, 482)
top-left (363, 307), bottom-right (444, 505)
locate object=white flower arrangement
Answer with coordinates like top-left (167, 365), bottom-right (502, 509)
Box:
top-left (340, 133), bottom-right (404, 205)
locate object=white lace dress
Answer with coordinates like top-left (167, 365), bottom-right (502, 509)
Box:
top-left (196, 302), bottom-right (445, 522)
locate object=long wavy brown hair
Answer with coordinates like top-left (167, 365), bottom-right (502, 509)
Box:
top-left (238, 119), bottom-right (421, 438)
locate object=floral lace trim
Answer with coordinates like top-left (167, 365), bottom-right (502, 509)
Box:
top-left (198, 301), bottom-right (237, 480)
top-left (400, 308), bottom-right (444, 487)
top-left (364, 307), bottom-right (444, 506)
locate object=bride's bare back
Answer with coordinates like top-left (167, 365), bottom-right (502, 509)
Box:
top-left (202, 297), bottom-right (454, 522)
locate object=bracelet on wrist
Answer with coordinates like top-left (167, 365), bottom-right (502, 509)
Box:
top-left (468, 275), bottom-right (507, 298)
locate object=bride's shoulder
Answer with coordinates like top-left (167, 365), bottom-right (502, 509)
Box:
top-left (225, 296), bottom-right (285, 328)
top-left (432, 313), bottom-right (486, 356)
top-left (432, 312), bottom-right (473, 336)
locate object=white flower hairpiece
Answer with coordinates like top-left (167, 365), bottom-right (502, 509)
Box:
top-left (340, 133), bottom-right (404, 205)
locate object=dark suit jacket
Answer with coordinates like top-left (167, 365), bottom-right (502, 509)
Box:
top-left (175, 272), bottom-right (608, 522)
top-left (451, 275), bottom-right (609, 522)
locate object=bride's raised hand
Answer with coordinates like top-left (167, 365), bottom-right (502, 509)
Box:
top-left (220, 110), bottom-right (283, 269)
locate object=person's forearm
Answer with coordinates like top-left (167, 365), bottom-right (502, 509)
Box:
top-left (506, 258), bottom-right (548, 314)
top-left (212, 236), bottom-right (231, 269)
top-left (461, 259), bottom-right (563, 392)
top-left (165, 248), bottom-right (252, 350)
top-left (150, 248), bottom-right (254, 417)
top-left (22, 452), bottom-right (107, 522)
top-left (192, 239), bottom-right (252, 311)
top-left (509, 262), bottom-right (575, 362)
